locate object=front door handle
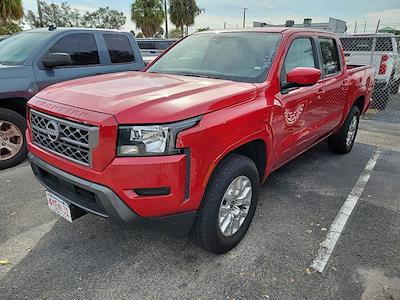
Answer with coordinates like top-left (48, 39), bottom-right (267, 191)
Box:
top-left (316, 88), bottom-right (325, 100)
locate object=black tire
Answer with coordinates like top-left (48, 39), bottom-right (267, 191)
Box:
top-left (328, 106), bottom-right (360, 154)
top-left (190, 153), bottom-right (259, 254)
top-left (0, 108), bottom-right (28, 170)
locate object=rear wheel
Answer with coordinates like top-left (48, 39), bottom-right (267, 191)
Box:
top-left (191, 154), bottom-right (259, 254)
top-left (328, 106), bottom-right (360, 154)
top-left (0, 108), bottom-right (28, 170)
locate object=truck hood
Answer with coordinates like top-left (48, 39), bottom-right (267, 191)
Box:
top-left (35, 71), bottom-right (258, 123)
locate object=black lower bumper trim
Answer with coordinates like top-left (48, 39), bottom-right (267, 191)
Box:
top-left (28, 153), bottom-right (196, 234)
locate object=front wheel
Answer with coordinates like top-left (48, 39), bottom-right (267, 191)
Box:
top-left (328, 106), bottom-right (360, 154)
top-left (0, 108), bottom-right (28, 170)
top-left (191, 154), bottom-right (259, 254)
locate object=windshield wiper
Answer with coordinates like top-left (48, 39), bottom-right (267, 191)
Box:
top-left (179, 73), bottom-right (217, 79)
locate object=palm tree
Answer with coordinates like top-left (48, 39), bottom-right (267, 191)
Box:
top-left (0, 0), bottom-right (24, 26)
top-left (169, 0), bottom-right (202, 37)
top-left (131, 0), bottom-right (164, 37)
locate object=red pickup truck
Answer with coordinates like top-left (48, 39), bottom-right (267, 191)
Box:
top-left (27, 28), bottom-right (374, 254)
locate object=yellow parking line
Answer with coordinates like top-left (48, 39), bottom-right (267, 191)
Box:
top-left (366, 109), bottom-right (379, 115)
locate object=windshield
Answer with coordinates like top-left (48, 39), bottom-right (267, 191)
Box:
top-left (0, 32), bottom-right (51, 65)
top-left (147, 32), bottom-right (281, 83)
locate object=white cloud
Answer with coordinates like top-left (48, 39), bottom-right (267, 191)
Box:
top-left (366, 8), bottom-right (400, 27)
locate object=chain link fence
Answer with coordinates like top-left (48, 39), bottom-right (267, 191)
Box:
top-left (340, 34), bottom-right (400, 123)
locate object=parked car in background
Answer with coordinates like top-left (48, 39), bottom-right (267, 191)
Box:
top-left (0, 27), bottom-right (145, 169)
top-left (340, 34), bottom-right (400, 109)
top-left (27, 28), bottom-right (373, 254)
top-left (136, 38), bottom-right (177, 65)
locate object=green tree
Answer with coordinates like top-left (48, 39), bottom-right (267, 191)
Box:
top-left (169, 0), bottom-right (202, 37)
top-left (26, 1), bottom-right (80, 27)
top-left (0, 0), bottom-right (24, 26)
top-left (131, 0), bottom-right (164, 37)
top-left (168, 27), bottom-right (181, 38)
top-left (0, 21), bottom-right (21, 34)
top-left (82, 7), bottom-right (126, 29)
top-left (196, 27), bottom-right (210, 32)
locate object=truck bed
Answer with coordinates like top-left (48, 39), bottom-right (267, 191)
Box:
top-left (346, 64), bottom-right (372, 72)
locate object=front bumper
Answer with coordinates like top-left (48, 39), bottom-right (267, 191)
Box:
top-left (29, 153), bottom-right (196, 232)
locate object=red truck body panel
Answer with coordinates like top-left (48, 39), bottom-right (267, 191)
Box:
top-left (26, 28), bottom-right (374, 220)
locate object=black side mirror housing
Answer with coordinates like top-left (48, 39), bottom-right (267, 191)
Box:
top-left (42, 53), bottom-right (72, 69)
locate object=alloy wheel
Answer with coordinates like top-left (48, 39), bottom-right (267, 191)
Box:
top-left (346, 115), bottom-right (358, 147)
top-left (0, 121), bottom-right (23, 161)
top-left (218, 175), bottom-right (252, 237)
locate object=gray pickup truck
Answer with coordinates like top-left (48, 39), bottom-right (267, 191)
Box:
top-left (0, 27), bottom-right (145, 169)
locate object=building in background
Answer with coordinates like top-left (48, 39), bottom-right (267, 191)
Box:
top-left (253, 17), bottom-right (347, 34)
top-left (378, 27), bottom-right (400, 35)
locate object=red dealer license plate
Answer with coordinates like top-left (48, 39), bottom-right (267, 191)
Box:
top-left (46, 191), bottom-right (72, 223)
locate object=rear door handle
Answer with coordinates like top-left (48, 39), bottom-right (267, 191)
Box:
top-left (341, 80), bottom-right (349, 90)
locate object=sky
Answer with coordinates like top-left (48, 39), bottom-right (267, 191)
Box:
top-left (23, 0), bottom-right (400, 33)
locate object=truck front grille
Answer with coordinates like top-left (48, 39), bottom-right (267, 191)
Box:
top-left (30, 110), bottom-right (99, 166)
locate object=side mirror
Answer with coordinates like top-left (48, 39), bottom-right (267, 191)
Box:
top-left (42, 53), bottom-right (72, 69)
top-left (285, 67), bottom-right (321, 88)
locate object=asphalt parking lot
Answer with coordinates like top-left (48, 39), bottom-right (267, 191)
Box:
top-left (0, 121), bottom-right (399, 300)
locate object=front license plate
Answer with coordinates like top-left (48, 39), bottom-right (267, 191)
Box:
top-left (46, 191), bottom-right (72, 223)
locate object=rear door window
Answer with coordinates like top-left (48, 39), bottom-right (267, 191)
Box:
top-left (103, 34), bottom-right (135, 63)
top-left (318, 38), bottom-right (341, 75)
top-left (47, 33), bottom-right (100, 66)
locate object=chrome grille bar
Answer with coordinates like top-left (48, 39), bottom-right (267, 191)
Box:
top-left (30, 109), bottom-right (99, 167)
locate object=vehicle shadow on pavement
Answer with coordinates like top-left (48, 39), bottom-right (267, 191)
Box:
top-left (2, 142), bottom-right (398, 300)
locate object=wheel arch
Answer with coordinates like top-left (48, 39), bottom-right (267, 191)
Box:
top-left (203, 137), bottom-right (270, 190)
top-left (231, 139), bottom-right (267, 181)
top-left (0, 98), bottom-right (29, 118)
top-left (352, 95), bottom-right (365, 114)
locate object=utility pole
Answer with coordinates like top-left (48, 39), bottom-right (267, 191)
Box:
top-left (164, 0), bottom-right (169, 38)
top-left (242, 8), bottom-right (248, 28)
top-left (36, 0), bottom-right (43, 27)
top-left (370, 19), bottom-right (381, 67)
top-left (363, 18), bottom-right (367, 33)
top-left (354, 21), bottom-right (357, 34)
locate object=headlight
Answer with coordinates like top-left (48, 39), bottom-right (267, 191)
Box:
top-left (117, 117), bottom-right (201, 156)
